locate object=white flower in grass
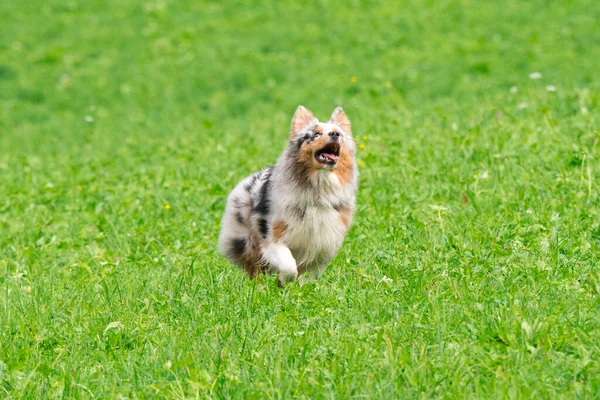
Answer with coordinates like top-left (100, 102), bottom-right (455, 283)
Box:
top-left (529, 72), bottom-right (542, 79)
top-left (526, 209), bottom-right (533, 215)
top-left (381, 276), bottom-right (393, 283)
top-left (546, 85), bottom-right (557, 92)
top-left (509, 86), bottom-right (518, 94)
top-left (59, 74), bottom-right (70, 87)
top-left (84, 115), bottom-right (94, 123)
top-left (476, 170), bottom-right (489, 180)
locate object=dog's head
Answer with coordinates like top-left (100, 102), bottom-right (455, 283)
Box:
top-left (287, 106), bottom-right (356, 182)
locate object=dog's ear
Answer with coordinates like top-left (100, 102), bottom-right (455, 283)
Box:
top-left (330, 106), bottom-right (351, 135)
top-left (291, 105), bottom-right (316, 136)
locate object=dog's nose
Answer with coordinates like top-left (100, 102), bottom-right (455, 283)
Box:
top-left (329, 131), bottom-right (341, 140)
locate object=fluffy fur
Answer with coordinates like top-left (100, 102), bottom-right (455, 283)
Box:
top-left (218, 106), bottom-right (358, 285)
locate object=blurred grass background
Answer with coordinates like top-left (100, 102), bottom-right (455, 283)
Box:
top-left (3, 0), bottom-right (599, 150)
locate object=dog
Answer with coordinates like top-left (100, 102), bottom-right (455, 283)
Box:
top-left (218, 106), bottom-right (358, 285)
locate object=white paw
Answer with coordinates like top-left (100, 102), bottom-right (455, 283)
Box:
top-left (262, 243), bottom-right (298, 282)
top-left (278, 268), bottom-right (298, 285)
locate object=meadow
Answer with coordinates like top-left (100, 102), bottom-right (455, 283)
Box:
top-left (1, 0), bottom-right (600, 398)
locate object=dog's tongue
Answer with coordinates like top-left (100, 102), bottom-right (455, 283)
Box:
top-left (322, 153), bottom-right (339, 161)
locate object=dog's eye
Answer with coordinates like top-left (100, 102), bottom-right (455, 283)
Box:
top-left (314, 132), bottom-right (322, 138)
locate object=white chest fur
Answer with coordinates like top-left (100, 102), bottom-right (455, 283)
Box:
top-left (282, 205), bottom-right (347, 271)
top-left (273, 178), bottom-right (352, 272)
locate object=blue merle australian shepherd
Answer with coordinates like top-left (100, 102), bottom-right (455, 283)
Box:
top-left (219, 106), bottom-right (358, 286)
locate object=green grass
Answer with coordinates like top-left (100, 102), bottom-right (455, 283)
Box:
top-left (1, 0), bottom-right (600, 398)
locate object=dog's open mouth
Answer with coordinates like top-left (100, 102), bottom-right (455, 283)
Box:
top-left (315, 143), bottom-right (340, 164)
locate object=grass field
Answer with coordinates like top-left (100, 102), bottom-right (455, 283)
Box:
top-left (2, 0), bottom-right (600, 398)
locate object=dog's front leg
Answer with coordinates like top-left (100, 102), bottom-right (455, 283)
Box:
top-left (261, 243), bottom-right (298, 286)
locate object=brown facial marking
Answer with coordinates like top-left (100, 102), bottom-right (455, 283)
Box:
top-left (297, 134), bottom-right (331, 171)
top-left (332, 147), bottom-right (354, 186)
top-left (272, 220), bottom-right (287, 241)
top-left (311, 134), bottom-right (331, 151)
